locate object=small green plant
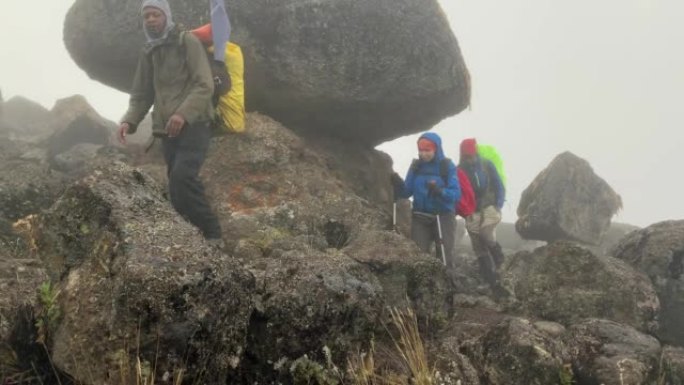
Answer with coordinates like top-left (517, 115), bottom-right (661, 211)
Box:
top-left (35, 281), bottom-right (61, 346)
top-left (559, 364), bottom-right (575, 385)
top-left (655, 350), bottom-right (681, 385)
top-left (290, 354), bottom-right (340, 385)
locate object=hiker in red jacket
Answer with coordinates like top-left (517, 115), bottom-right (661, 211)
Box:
top-left (459, 138), bottom-right (508, 296)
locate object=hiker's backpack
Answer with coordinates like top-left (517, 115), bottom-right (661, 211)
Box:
top-left (211, 42), bottom-right (245, 133)
top-left (410, 158), bottom-right (476, 217)
top-left (456, 168), bottom-right (476, 217)
top-left (188, 27), bottom-right (246, 134)
top-left (477, 144), bottom-right (506, 187)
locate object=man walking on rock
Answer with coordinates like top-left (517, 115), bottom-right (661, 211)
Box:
top-left (459, 138), bottom-right (507, 294)
top-left (118, 0), bottom-right (222, 243)
top-left (392, 133), bottom-right (461, 266)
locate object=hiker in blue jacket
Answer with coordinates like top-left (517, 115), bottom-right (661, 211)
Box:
top-left (392, 133), bottom-right (461, 266)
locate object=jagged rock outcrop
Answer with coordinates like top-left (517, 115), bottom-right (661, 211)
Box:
top-left (612, 220), bottom-right (684, 347)
top-left (516, 152), bottom-right (622, 245)
top-left (198, 113), bottom-right (452, 380)
top-left (22, 162), bottom-right (256, 384)
top-left (64, 0), bottom-right (470, 145)
top-left (502, 242), bottom-right (660, 333)
top-left (4, 95), bottom-right (674, 384)
top-left (10, 113), bottom-right (454, 383)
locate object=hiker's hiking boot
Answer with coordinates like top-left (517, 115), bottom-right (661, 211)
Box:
top-left (488, 243), bottom-right (506, 269)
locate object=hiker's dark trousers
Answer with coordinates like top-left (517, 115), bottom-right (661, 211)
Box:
top-left (466, 206), bottom-right (505, 286)
top-left (162, 121), bottom-right (222, 239)
top-left (411, 212), bottom-right (456, 267)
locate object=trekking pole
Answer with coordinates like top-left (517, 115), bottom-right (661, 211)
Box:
top-left (392, 201), bottom-right (398, 233)
top-left (435, 214), bottom-right (447, 267)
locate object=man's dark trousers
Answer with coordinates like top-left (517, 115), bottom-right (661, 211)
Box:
top-left (162, 121), bottom-right (222, 239)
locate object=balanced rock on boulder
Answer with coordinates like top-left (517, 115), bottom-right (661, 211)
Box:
top-left (612, 220), bottom-right (684, 347)
top-left (64, 0), bottom-right (470, 145)
top-left (502, 242), bottom-right (660, 333)
top-left (516, 152), bottom-right (622, 245)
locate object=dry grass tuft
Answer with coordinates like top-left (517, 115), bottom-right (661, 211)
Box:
top-left (347, 307), bottom-right (435, 385)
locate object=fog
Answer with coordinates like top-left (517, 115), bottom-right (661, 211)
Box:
top-left (1, 0), bottom-right (682, 226)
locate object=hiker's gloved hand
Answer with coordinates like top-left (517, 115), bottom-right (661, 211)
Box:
top-left (166, 114), bottom-right (186, 138)
top-left (427, 180), bottom-right (443, 197)
top-left (391, 172), bottom-right (404, 187)
top-left (118, 122), bottom-right (131, 145)
top-left (391, 172), bottom-right (404, 197)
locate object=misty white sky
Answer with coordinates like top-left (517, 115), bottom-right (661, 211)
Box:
top-left (1, 0), bottom-right (683, 227)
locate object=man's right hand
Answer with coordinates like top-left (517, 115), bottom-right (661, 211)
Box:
top-left (118, 123), bottom-right (131, 145)
top-left (391, 172), bottom-right (404, 199)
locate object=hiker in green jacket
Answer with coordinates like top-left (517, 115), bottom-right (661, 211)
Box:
top-left (118, 0), bottom-right (222, 244)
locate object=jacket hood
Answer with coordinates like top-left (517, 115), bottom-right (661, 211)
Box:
top-left (141, 0), bottom-right (176, 47)
top-left (418, 132), bottom-right (445, 161)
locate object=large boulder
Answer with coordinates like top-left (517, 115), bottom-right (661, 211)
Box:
top-left (1, 96), bottom-right (52, 138)
top-left (22, 162), bottom-right (255, 384)
top-left (612, 220), bottom-right (684, 347)
top-left (194, 113), bottom-right (453, 382)
top-left (516, 152), bottom-right (622, 245)
top-left (502, 242), bottom-right (660, 332)
top-left (200, 113), bottom-right (396, 241)
top-left (236, 244), bottom-right (386, 382)
top-left (567, 319), bottom-right (662, 385)
top-left (0, 138), bottom-right (69, 224)
top-left (16, 112), bottom-right (455, 384)
top-left (463, 318), bottom-right (570, 385)
top-left (344, 230), bottom-right (451, 322)
top-left (45, 95), bottom-right (115, 160)
top-left (64, 0), bottom-right (471, 145)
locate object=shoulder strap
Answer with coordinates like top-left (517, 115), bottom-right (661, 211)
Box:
top-left (440, 158), bottom-right (451, 186)
top-left (179, 30), bottom-right (190, 48)
top-left (484, 159), bottom-right (496, 178)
